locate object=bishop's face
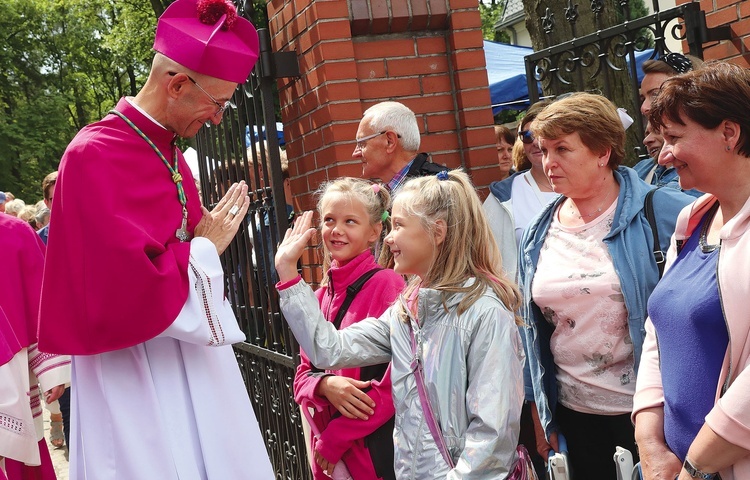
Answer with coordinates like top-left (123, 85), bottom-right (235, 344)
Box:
top-left (169, 74), bottom-right (237, 138)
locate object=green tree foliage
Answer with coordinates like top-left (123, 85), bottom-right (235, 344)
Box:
top-left (479, 0), bottom-right (510, 43)
top-left (619, 0), bottom-right (650, 23)
top-left (0, 0), bottom-right (156, 200)
top-left (0, 0), bottom-right (268, 201)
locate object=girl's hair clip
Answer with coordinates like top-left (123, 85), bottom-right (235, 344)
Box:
top-left (381, 210), bottom-right (390, 222)
top-left (436, 170), bottom-right (449, 181)
top-left (372, 184), bottom-right (381, 194)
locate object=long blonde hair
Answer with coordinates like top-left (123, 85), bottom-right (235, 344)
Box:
top-left (315, 177), bottom-right (393, 283)
top-left (394, 169), bottom-right (521, 323)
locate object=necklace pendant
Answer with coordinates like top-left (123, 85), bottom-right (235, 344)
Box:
top-left (175, 209), bottom-right (191, 242)
top-left (176, 227), bottom-right (190, 242)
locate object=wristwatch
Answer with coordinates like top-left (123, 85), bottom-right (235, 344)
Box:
top-left (683, 457), bottom-right (720, 479)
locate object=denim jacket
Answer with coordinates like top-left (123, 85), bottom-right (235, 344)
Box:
top-left (633, 158), bottom-right (702, 198)
top-left (518, 166), bottom-right (693, 438)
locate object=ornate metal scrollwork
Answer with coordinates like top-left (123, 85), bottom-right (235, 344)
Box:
top-left (534, 57), bottom-right (553, 83)
top-left (591, 0), bottom-right (604, 15)
top-left (555, 50), bottom-right (577, 86)
top-left (235, 350), bottom-right (309, 479)
top-left (237, 0), bottom-right (254, 21)
top-left (671, 21), bottom-right (687, 41)
top-left (542, 8), bottom-right (556, 35)
top-left (580, 44), bottom-right (604, 80)
top-left (565, 1), bottom-right (579, 25)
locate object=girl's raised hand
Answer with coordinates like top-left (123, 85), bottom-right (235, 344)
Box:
top-left (275, 210), bottom-right (316, 283)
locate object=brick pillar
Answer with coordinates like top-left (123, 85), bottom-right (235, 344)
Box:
top-left (267, 0), bottom-right (498, 283)
top-left (267, 0), bottom-right (498, 202)
top-left (677, 0), bottom-right (749, 66)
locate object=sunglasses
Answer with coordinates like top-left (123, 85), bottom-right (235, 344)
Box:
top-left (519, 130), bottom-right (535, 144)
top-left (660, 53), bottom-right (692, 75)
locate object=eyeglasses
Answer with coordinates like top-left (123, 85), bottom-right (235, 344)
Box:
top-left (660, 53), bottom-right (692, 75)
top-left (519, 129), bottom-right (535, 144)
top-left (168, 72), bottom-right (234, 117)
top-left (354, 131), bottom-right (401, 151)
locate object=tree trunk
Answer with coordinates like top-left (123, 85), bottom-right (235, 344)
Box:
top-left (522, 0), bottom-right (644, 164)
top-left (127, 65), bottom-right (138, 96)
top-left (150, 0), bottom-right (170, 18)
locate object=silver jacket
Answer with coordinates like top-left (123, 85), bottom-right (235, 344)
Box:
top-left (279, 279), bottom-right (525, 479)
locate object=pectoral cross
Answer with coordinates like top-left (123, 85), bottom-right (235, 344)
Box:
top-left (176, 207), bottom-right (190, 242)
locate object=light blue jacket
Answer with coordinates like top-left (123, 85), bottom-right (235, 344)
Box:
top-left (518, 166), bottom-right (694, 439)
top-left (633, 157), bottom-right (702, 198)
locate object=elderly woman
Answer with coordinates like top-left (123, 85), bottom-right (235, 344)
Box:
top-left (518, 93), bottom-right (693, 479)
top-left (633, 62), bottom-right (750, 480)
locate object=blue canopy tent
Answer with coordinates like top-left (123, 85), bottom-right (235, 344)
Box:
top-left (484, 40), bottom-right (655, 113)
top-left (245, 122), bottom-right (286, 148)
top-left (484, 40), bottom-right (536, 113)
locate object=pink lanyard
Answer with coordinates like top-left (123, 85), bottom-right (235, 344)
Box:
top-left (406, 288), bottom-right (455, 469)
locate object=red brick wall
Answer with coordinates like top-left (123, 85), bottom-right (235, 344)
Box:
top-left (677, 0), bottom-right (750, 66)
top-left (266, 0), bottom-right (499, 284)
top-left (267, 0), bottom-right (498, 209)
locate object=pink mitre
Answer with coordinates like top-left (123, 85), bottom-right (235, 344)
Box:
top-left (154, 0), bottom-right (260, 84)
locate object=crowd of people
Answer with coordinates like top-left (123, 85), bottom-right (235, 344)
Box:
top-left (279, 54), bottom-right (750, 480)
top-left (0, 174), bottom-right (55, 234)
top-left (2, 0), bottom-right (750, 479)
top-left (279, 56), bottom-right (750, 480)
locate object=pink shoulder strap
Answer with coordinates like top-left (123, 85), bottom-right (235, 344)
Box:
top-left (408, 323), bottom-right (455, 469)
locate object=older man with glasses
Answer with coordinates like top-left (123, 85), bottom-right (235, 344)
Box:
top-left (36, 0), bottom-right (274, 478)
top-left (353, 101), bottom-right (445, 192)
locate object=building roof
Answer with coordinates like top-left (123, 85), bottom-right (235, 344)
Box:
top-left (495, 0), bottom-right (525, 30)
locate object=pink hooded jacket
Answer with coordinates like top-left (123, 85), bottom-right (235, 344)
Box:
top-left (292, 251), bottom-right (405, 480)
top-left (634, 194), bottom-right (750, 480)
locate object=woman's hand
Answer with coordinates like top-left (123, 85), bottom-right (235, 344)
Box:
top-left (529, 401), bottom-right (559, 459)
top-left (639, 440), bottom-right (681, 480)
top-left (44, 385), bottom-right (66, 404)
top-left (275, 210), bottom-right (316, 283)
top-left (635, 407), bottom-right (682, 480)
top-left (194, 182), bottom-right (250, 255)
top-left (317, 375), bottom-right (375, 420)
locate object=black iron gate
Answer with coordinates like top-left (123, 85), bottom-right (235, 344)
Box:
top-left (194, 23), bottom-right (309, 479)
top-left (524, 1), bottom-right (730, 157)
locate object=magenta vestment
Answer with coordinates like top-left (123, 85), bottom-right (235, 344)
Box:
top-left (38, 98), bottom-right (203, 355)
top-left (0, 307), bottom-right (20, 366)
top-left (0, 215), bottom-right (46, 351)
top-left (0, 214), bottom-right (67, 479)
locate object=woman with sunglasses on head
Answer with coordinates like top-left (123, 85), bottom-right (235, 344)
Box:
top-left (483, 100), bottom-right (557, 281)
top-left (633, 62), bottom-right (750, 480)
top-left (635, 53), bottom-right (703, 198)
top-left (482, 100), bottom-right (557, 478)
top-left (518, 93), bottom-right (694, 480)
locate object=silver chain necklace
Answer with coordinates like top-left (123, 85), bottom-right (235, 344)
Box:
top-left (570, 185), bottom-right (617, 219)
